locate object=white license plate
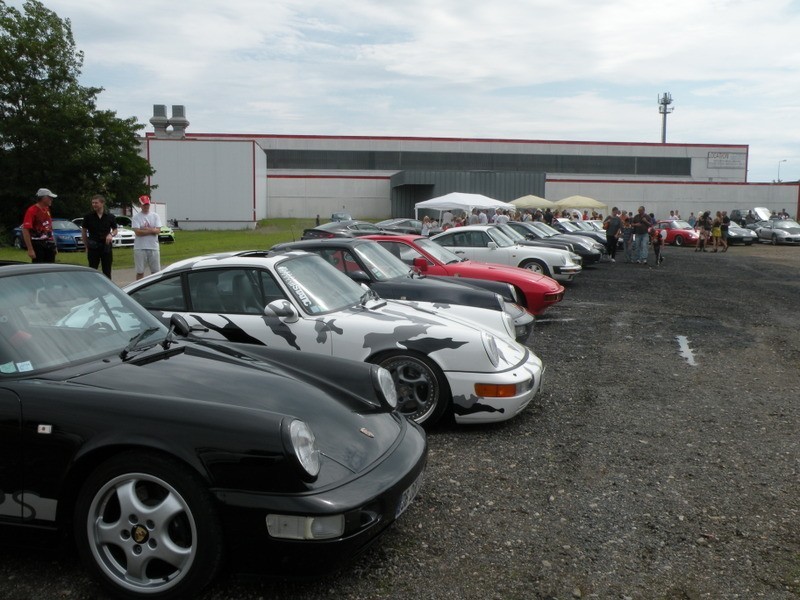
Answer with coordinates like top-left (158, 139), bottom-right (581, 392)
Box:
top-left (395, 469), bottom-right (424, 518)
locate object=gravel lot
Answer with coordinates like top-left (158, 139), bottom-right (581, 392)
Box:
top-left (2, 242), bottom-right (799, 599)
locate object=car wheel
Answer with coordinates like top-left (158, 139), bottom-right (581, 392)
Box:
top-left (375, 352), bottom-right (450, 428)
top-left (74, 452), bottom-right (223, 600)
top-left (520, 259), bottom-right (550, 277)
top-left (772, 234), bottom-right (779, 245)
top-left (673, 235), bottom-right (684, 246)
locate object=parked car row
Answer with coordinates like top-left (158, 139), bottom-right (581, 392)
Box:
top-left (11, 215), bottom-right (175, 251)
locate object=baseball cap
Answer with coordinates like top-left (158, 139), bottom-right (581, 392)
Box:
top-left (138, 195), bottom-right (151, 205)
top-left (36, 188), bottom-right (57, 198)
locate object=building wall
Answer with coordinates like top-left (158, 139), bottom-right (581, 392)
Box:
top-left (146, 138), bottom-right (265, 230)
top-left (143, 132), bottom-right (799, 225)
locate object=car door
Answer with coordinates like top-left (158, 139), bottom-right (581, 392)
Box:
top-left (0, 389), bottom-right (21, 521)
top-left (439, 230), bottom-right (512, 265)
top-left (129, 269), bottom-right (329, 353)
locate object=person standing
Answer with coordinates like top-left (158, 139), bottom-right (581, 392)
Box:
top-left (602, 207), bottom-right (623, 262)
top-left (80, 194), bottom-right (118, 279)
top-left (631, 206), bottom-right (652, 264)
top-left (21, 188), bottom-right (58, 263)
top-left (132, 195), bottom-right (162, 280)
top-left (720, 211), bottom-right (730, 252)
top-left (620, 212), bottom-right (634, 263)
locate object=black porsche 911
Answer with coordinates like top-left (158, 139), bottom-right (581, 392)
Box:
top-left (0, 263), bottom-right (426, 599)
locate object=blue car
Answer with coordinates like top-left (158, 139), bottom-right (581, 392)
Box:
top-left (13, 218), bottom-right (84, 251)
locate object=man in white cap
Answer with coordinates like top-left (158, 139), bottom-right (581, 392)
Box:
top-left (132, 195), bottom-right (162, 280)
top-left (21, 188), bottom-right (58, 263)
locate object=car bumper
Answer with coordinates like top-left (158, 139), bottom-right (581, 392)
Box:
top-left (448, 350), bottom-right (544, 424)
top-left (214, 420), bottom-right (427, 576)
top-left (553, 265), bottom-right (582, 281)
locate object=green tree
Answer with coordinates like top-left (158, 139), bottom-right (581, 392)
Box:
top-left (0, 0), bottom-right (152, 230)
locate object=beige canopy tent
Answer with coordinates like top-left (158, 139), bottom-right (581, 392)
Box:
top-left (554, 195), bottom-right (608, 210)
top-left (511, 195), bottom-right (556, 209)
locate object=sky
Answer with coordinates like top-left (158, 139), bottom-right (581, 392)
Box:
top-left (9, 0), bottom-right (800, 182)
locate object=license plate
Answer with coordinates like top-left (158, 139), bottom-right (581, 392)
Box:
top-left (395, 469), bottom-right (424, 518)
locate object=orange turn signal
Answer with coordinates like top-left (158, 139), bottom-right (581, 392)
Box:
top-left (475, 383), bottom-right (518, 398)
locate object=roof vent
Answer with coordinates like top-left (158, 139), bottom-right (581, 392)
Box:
top-left (150, 105), bottom-right (190, 139)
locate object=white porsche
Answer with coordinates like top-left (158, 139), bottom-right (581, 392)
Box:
top-left (430, 225), bottom-right (583, 281)
top-left (123, 251), bottom-right (544, 428)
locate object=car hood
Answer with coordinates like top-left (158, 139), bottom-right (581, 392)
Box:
top-left (56, 342), bottom-right (404, 472)
top-left (445, 261), bottom-right (562, 291)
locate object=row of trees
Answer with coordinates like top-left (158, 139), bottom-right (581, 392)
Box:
top-left (0, 0), bottom-right (152, 229)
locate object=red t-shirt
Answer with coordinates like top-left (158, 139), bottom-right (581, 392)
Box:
top-left (22, 204), bottom-right (54, 240)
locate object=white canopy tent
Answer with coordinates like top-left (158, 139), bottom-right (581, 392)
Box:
top-left (414, 192), bottom-right (515, 221)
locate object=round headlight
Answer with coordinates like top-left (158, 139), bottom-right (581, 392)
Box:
top-left (481, 331), bottom-right (500, 367)
top-left (287, 419), bottom-right (320, 478)
top-left (374, 366), bottom-right (398, 409)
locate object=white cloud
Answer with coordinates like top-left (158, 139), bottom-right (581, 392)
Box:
top-left (7, 0), bottom-right (800, 180)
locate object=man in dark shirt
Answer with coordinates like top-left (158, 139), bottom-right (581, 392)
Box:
top-left (81, 194), bottom-right (118, 278)
top-left (603, 206), bottom-right (623, 262)
top-left (631, 206), bottom-right (652, 264)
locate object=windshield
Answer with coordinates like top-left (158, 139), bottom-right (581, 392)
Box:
top-left (530, 222), bottom-right (560, 237)
top-left (485, 227), bottom-right (516, 247)
top-left (415, 238), bottom-right (464, 264)
top-left (354, 242), bottom-right (412, 280)
top-left (0, 270), bottom-right (166, 375)
top-left (774, 220), bottom-right (800, 229)
top-left (671, 220), bottom-right (693, 229)
top-left (275, 254), bottom-right (364, 314)
top-left (53, 220), bottom-right (81, 231)
top-left (497, 225), bottom-right (526, 242)
top-left (557, 220), bottom-right (580, 232)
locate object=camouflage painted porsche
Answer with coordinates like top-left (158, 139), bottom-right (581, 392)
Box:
top-left (124, 251), bottom-right (544, 428)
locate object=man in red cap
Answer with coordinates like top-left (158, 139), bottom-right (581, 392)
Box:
top-left (21, 188), bottom-right (58, 263)
top-left (132, 195), bottom-right (162, 280)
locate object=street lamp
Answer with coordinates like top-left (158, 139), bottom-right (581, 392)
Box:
top-left (777, 159), bottom-right (787, 182)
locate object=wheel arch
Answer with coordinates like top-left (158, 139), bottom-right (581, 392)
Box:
top-left (56, 443), bottom-right (211, 528)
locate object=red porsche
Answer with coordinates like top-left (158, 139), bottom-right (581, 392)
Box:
top-left (364, 234), bottom-right (565, 315)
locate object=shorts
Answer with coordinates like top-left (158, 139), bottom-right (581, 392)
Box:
top-left (134, 248), bottom-right (161, 275)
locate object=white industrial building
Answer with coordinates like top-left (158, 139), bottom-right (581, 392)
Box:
top-left (141, 105), bottom-right (799, 229)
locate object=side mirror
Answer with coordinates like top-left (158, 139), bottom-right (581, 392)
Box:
top-left (169, 313), bottom-right (192, 337)
top-left (488, 241), bottom-right (498, 250)
top-left (346, 270), bottom-right (371, 283)
top-left (264, 299), bottom-right (299, 323)
top-left (412, 257), bottom-right (428, 272)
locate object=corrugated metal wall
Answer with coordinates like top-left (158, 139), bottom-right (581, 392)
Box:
top-left (390, 171), bottom-right (546, 217)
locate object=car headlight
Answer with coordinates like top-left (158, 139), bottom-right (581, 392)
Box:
top-left (372, 365), bottom-right (398, 409)
top-left (283, 419), bottom-right (320, 479)
top-left (569, 252), bottom-right (581, 264)
top-left (482, 331), bottom-right (500, 367)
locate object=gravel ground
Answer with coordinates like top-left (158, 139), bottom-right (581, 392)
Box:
top-left (2, 242), bottom-right (799, 600)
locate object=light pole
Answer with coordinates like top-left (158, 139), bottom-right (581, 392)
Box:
top-left (777, 159), bottom-right (787, 182)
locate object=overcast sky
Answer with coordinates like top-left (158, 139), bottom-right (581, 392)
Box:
top-left (12, 0), bottom-right (800, 182)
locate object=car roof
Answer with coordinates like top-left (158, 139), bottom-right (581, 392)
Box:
top-left (157, 250), bottom-right (307, 275)
top-left (273, 238), bottom-right (368, 250)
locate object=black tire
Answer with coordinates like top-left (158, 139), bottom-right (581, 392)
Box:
top-left (375, 351), bottom-right (450, 428)
top-left (771, 234), bottom-right (779, 245)
top-left (519, 259), bottom-right (550, 277)
top-left (673, 235), bottom-right (684, 246)
top-left (74, 452), bottom-right (223, 600)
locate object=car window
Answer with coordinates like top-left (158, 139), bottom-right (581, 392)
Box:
top-left (486, 228), bottom-right (514, 247)
top-left (129, 275), bottom-right (187, 311)
top-left (376, 241), bottom-right (427, 266)
top-left (354, 243), bottom-right (409, 280)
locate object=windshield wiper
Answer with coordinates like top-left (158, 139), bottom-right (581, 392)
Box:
top-left (119, 327), bottom-right (161, 360)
